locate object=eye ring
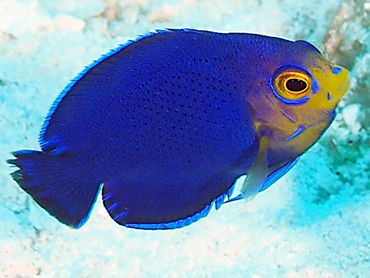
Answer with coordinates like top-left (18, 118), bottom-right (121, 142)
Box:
top-left (271, 67), bottom-right (313, 104)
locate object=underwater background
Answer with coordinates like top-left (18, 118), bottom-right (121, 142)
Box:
top-left (0, 0), bottom-right (369, 277)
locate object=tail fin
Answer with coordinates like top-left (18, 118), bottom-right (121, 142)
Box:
top-left (7, 150), bottom-right (100, 228)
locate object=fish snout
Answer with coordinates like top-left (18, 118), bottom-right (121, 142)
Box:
top-left (330, 65), bottom-right (350, 99)
top-left (312, 64), bottom-right (350, 102)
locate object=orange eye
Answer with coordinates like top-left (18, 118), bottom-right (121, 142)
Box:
top-left (272, 69), bottom-right (312, 103)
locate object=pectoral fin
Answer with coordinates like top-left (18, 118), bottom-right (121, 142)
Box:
top-left (240, 136), bottom-right (269, 202)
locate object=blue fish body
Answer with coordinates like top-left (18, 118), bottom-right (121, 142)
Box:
top-left (8, 29), bottom-right (349, 229)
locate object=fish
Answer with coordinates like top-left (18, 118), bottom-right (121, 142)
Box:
top-left (7, 29), bottom-right (350, 230)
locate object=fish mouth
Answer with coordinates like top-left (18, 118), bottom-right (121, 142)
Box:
top-left (311, 64), bottom-right (350, 102)
top-left (332, 66), bottom-right (350, 97)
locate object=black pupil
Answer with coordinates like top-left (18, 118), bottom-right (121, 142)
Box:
top-left (286, 78), bottom-right (307, 92)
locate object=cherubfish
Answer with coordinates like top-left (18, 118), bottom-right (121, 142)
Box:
top-left (7, 29), bottom-right (350, 230)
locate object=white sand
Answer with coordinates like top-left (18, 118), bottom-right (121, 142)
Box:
top-left (1, 0), bottom-right (369, 277)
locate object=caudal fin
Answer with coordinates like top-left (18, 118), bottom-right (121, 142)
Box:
top-left (7, 150), bottom-right (100, 228)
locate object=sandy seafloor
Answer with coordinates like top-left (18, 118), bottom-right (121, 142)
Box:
top-left (1, 0), bottom-right (370, 277)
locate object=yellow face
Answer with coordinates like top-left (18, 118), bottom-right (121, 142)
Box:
top-left (270, 58), bottom-right (350, 126)
top-left (250, 50), bottom-right (350, 155)
top-left (273, 64), bottom-right (349, 108)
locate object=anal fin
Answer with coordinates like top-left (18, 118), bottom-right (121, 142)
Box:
top-left (102, 176), bottom-right (238, 230)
